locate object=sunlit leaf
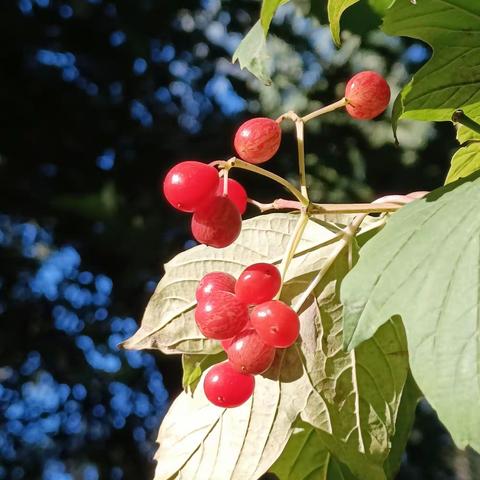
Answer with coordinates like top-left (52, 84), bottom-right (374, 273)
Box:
top-left (260, 0), bottom-right (289, 35)
top-left (327, 0), bottom-right (360, 46)
top-left (385, 1), bottom-right (480, 132)
top-left (152, 223), bottom-right (409, 479)
top-left (341, 173), bottom-right (480, 451)
top-left (122, 212), bottom-right (369, 355)
top-left (232, 21), bottom-right (272, 85)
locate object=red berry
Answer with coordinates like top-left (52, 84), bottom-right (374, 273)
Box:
top-left (345, 71), bottom-right (390, 120)
top-left (234, 117), bottom-right (281, 164)
top-left (195, 290), bottom-right (249, 339)
top-left (250, 300), bottom-right (299, 348)
top-left (163, 161), bottom-right (220, 212)
top-left (220, 338), bottom-right (234, 351)
top-left (195, 272), bottom-right (236, 303)
top-left (226, 329), bottom-right (276, 375)
top-left (216, 178), bottom-right (247, 215)
top-left (203, 361), bottom-right (255, 408)
top-left (191, 196), bottom-right (242, 248)
top-left (235, 263), bottom-right (281, 305)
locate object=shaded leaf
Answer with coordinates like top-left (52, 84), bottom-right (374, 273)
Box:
top-left (182, 352), bottom-right (226, 394)
top-left (232, 21), bottom-right (272, 85)
top-left (270, 420), bottom-right (355, 480)
top-left (341, 174), bottom-right (480, 451)
top-left (383, 371), bottom-right (421, 478)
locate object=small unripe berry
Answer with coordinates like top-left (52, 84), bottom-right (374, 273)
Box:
top-left (203, 361), bottom-right (255, 408)
top-left (234, 117), bottom-right (281, 164)
top-left (226, 329), bottom-right (276, 375)
top-left (345, 71), bottom-right (391, 120)
top-left (216, 178), bottom-right (248, 215)
top-left (195, 290), bottom-right (249, 339)
top-left (250, 300), bottom-right (299, 348)
top-left (196, 271), bottom-right (236, 303)
top-left (235, 263), bottom-right (281, 305)
top-left (191, 196), bottom-right (242, 248)
top-left (163, 161), bottom-right (219, 212)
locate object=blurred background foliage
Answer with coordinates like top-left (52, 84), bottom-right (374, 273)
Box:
top-left (0, 0), bottom-right (477, 479)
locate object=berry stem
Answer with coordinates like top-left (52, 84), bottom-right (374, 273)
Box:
top-left (295, 119), bottom-right (309, 200)
top-left (223, 168), bottom-right (229, 196)
top-left (292, 213), bottom-right (368, 313)
top-left (249, 198), bottom-right (406, 214)
top-left (226, 158), bottom-right (309, 207)
top-left (301, 98), bottom-right (347, 123)
top-left (276, 211), bottom-right (309, 299)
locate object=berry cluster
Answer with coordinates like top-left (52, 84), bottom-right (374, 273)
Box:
top-left (161, 70), bottom-right (392, 407)
top-left (163, 161), bottom-right (247, 248)
top-left (163, 117), bottom-right (282, 248)
top-left (195, 263), bottom-right (300, 408)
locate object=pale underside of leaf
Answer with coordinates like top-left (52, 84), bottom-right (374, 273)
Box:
top-left (153, 239), bottom-right (409, 480)
top-left (384, 0), bottom-right (480, 130)
top-left (121, 213), bottom-right (380, 356)
top-left (341, 174), bottom-right (480, 451)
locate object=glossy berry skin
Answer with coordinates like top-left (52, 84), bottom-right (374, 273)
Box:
top-left (345, 71), bottom-right (391, 120)
top-left (234, 117), bottom-right (281, 164)
top-left (163, 161), bottom-right (220, 212)
top-left (203, 361), bottom-right (255, 408)
top-left (250, 300), bottom-right (299, 348)
top-left (191, 196), bottom-right (242, 248)
top-left (226, 329), bottom-right (276, 375)
top-left (195, 272), bottom-right (236, 303)
top-left (195, 290), bottom-right (249, 339)
top-left (235, 263), bottom-right (281, 305)
top-left (216, 178), bottom-right (248, 215)
top-left (220, 317), bottom-right (253, 351)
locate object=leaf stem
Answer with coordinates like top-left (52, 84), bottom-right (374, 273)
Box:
top-left (452, 109), bottom-right (480, 136)
top-left (226, 158), bottom-right (309, 206)
top-left (302, 98), bottom-right (347, 123)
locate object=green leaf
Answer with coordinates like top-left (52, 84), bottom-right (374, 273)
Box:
top-left (446, 141), bottom-right (480, 184)
top-left (232, 21), bottom-right (272, 85)
top-left (368, 0), bottom-right (394, 16)
top-left (327, 0), bottom-right (360, 46)
top-left (182, 352), bottom-right (226, 394)
top-left (383, 371), bottom-right (421, 478)
top-left (458, 125), bottom-right (480, 144)
top-left (270, 420), bottom-right (355, 480)
top-left (121, 212), bottom-right (373, 355)
top-left (341, 173), bottom-right (480, 451)
top-left (260, 0), bottom-right (289, 35)
top-left (384, 1), bottom-right (480, 130)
